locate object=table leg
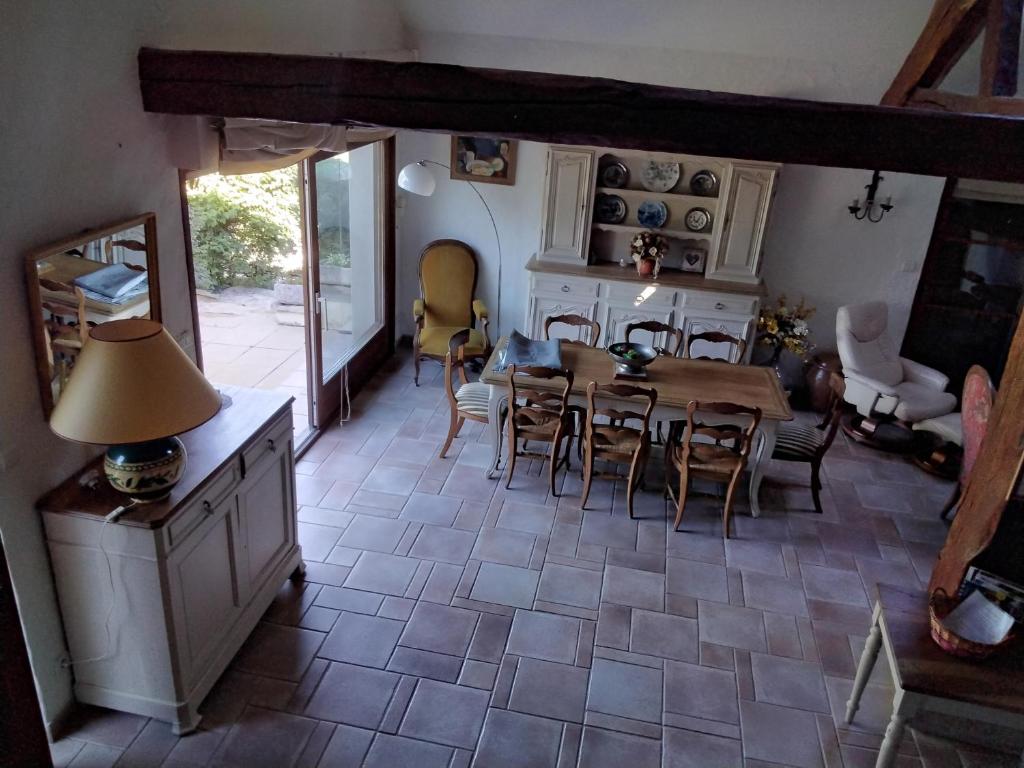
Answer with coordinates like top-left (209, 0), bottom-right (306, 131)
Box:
top-left (485, 386), bottom-right (506, 480)
top-left (846, 604), bottom-right (883, 724)
top-left (875, 691), bottom-right (918, 768)
top-left (748, 420), bottom-right (777, 518)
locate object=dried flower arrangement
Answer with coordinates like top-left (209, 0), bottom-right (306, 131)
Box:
top-left (629, 231), bottom-right (669, 278)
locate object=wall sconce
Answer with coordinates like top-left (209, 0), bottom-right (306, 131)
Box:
top-left (848, 170), bottom-right (894, 223)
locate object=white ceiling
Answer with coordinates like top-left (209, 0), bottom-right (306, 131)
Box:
top-left (394, 0), bottom-right (937, 68)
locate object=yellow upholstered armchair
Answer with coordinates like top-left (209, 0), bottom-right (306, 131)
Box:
top-left (413, 239), bottom-right (491, 385)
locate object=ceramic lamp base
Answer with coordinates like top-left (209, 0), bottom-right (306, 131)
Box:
top-left (104, 437), bottom-right (187, 503)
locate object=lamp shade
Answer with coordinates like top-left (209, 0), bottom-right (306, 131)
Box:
top-left (397, 161), bottom-right (436, 196)
top-left (50, 319), bottom-right (222, 445)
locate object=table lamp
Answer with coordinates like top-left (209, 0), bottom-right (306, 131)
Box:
top-left (49, 319), bottom-right (222, 503)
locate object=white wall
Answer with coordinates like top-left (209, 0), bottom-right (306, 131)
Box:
top-left (1, 0), bottom-right (405, 731)
top-left (394, 30), bottom-right (946, 349)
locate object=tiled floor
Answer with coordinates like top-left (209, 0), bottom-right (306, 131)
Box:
top-left (51, 352), bottom-right (1024, 768)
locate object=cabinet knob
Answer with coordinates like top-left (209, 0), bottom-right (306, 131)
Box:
top-left (202, 500), bottom-right (214, 516)
top-left (267, 438), bottom-right (276, 452)
top-left (714, 302), bottom-right (726, 310)
top-left (561, 285), bottom-right (570, 293)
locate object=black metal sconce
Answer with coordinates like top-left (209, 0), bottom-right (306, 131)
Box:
top-left (848, 170), bottom-right (894, 223)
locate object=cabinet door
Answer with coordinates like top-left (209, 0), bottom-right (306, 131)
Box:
top-left (602, 304), bottom-right (676, 350)
top-left (683, 314), bottom-right (753, 363)
top-left (238, 438), bottom-right (296, 598)
top-left (539, 147), bottom-right (595, 262)
top-left (169, 495), bottom-right (243, 686)
top-left (529, 295), bottom-right (599, 344)
top-left (708, 164), bottom-right (777, 283)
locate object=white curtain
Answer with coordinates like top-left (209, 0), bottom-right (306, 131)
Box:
top-left (218, 118), bottom-right (393, 174)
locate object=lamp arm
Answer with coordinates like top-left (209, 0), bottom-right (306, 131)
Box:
top-left (418, 160), bottom-right (503, 336)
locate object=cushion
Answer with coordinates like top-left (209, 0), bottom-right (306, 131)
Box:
top-left (421, 242), bottom-right (477, 328)
top-left (455, 381), bottom-right (491, 418)
top-left (892, 382), bottom-right (957, 422)
top-left (419, 326), bottom-right (487, 357)
top-left (836, 302), bottom-right (903, 386)
top-left (912, 413), bottom-right (962, 445)
top-left (772, 423), bottom-right (825, 461)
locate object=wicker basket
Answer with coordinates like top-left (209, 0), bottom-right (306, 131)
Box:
top-left (929, 589), bottom-right (1015, 660)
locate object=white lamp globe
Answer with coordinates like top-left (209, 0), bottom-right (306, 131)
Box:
top-left (397, 161), bottom-right (436, 196)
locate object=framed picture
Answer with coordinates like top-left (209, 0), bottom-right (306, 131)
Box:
top-left (450, 136), bottom-right (517, 186)
top-left (680, 246), bottom-right (707, 274)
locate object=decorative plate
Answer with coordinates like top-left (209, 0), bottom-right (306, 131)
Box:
top-left (600, 161), bottom-right (630, 189)
top-left (690, 169), bottom-right (719, 196)
top-left (637, 200), bottom-right (669, 229)
top-left (594, 193), bottom-right (627, 224)
top-left (684, 207), bottom-right (712, 232)
top-left (640, 160), bottom-right (681, 192)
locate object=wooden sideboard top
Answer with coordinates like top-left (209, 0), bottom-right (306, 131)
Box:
top-left (525, 256), bottom-right (766, 297)
top-left (37, 386), bottom-right (293, 529)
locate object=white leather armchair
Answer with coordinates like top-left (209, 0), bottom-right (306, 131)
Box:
top-left (836, 301), bottom-right (957, 423)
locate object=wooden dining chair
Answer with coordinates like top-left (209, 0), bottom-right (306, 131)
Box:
top-left (666, 400), bottom-right (762, 538)
top-left (439, 329), bottom-right (492, 459)
top-left (625, 320), bottom-right (684, 357)
top-left (505, 365), bottom-right (575, 496)
top-left (771, 373), bottom-right (845, 514)
top-left (39, 278), bottom-right (90, 389)
top-left (580, 382), bottom-right (657, 518)
top-left (686, 330), bottom-right (747, 362)
top-left (544, 314), bottom-right (601, 347)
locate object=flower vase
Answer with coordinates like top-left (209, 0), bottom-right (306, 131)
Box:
top-left (636, 258), bottom-right (656, 277)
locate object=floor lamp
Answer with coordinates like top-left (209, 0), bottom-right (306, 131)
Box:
top-left (397, 160), bottom-right (503, 336)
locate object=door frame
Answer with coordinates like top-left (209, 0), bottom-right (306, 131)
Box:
top-left (179, 139), bottom-right (395, 450)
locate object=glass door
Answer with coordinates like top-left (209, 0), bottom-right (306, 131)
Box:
top-left (302, 142), bottom-right (387, 427)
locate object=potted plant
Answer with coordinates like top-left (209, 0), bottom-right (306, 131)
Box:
top-left (630, 231), bottom-right (669, 278)
top-left (757, 295), bottom-right (815, 389)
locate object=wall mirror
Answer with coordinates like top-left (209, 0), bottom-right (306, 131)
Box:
top-left (25, 212), bottom-right (162, 417)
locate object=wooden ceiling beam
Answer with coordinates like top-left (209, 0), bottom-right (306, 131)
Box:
top-left (909, 86), bottom-right (1024, 114)
top-left (882, 0), bottom-right (989, 106)
top-left (980, 0), bottom-right (1023, 96)
top-left (139, 47), bottom-right (1024, 182)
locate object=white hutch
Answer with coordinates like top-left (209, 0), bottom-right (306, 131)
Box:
top-left (529, 145), bottom-right (779, 362)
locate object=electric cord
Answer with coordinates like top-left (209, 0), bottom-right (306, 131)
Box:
top-left (60, 500), bottom-right (138, 668)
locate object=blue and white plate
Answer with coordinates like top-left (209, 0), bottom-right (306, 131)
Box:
top-left (637, 200), bottom-right (669, 229)
top-left (595, 193), bottom-right (627, 224)
top-left (640, 160), bottom-right (680, 192)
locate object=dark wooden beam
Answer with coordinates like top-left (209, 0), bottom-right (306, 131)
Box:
top-left (980, 0), bottom-right (1023, 96)
top-left (909, 86), bottom-right (1024, 115)
top-left (882, 0), bottom-right (989, 106)
top-left (139, 47), bottom-right (1024, 182)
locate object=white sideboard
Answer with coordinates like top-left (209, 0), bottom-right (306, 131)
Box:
top-left (38, 388), bottom-right (302, 734)
top-left (525, 258), bottom-right (762, 363)
top-left (537, 145), bottom-right (779, 286)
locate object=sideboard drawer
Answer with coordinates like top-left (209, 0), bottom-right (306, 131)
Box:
top-left (683, 292), bottom-right (758, 316)
top-left (532, 274), bottom-right (599, 298)
top-left (605, 280), bottom-right (676, 307)
top-left (167, 460), bottom-right (240, 549)
top-left (242, 413), bottom-right (292, 477)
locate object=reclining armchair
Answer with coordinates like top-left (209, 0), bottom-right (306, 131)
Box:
top-left (413, 239), bottom-right (490, 385)
top-left (836, 301), bottom-right (956, 437)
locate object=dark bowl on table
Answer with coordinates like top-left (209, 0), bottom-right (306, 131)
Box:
top-left (607, 342), bottom-right (659, 371)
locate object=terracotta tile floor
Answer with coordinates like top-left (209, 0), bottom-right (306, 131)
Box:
top-left (51, 352), bottom-right (1024, 767)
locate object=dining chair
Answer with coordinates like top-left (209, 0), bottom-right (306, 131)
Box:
top-left (505, 365), bottom-right (575, 496)
top-left (770, 373), bottom-right (845, 514)
top-left (439, 329), bottom-right (492, 459)
top-left (580, 382), bottom-right (657, 519)
top-left (625, 320), bottom-right (684, 357)
top-left (686, 330), bottom-right (747, 362)
top-left (39, 278), bottom-right (90, 389)
top-left (666, 400), bottom-right (762, 538)
top-left (544, 314), bottom-right (601, 347)
top-left (412, 239), bottom-right (490, 385)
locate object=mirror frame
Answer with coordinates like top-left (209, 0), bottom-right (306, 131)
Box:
top-left (25, 212), bottom-right (162, 418)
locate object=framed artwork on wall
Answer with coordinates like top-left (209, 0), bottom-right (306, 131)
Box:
top-left (450, 136), bottom-right (517, 185)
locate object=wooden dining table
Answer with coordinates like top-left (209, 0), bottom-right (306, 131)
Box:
top-left (479, 337), bottom-right (793, 517)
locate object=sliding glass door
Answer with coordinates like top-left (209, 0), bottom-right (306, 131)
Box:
top-left (302, 142), bottom-right (387, 427)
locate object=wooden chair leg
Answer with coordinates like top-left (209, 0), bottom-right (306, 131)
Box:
top-left (549, 426), bottom-right (564, 498)
top-left (414, 352), bottom-right (421, 386)
top-left (722, 472), bottom-right (742, 539)
top-left (626, 447), bottom-right (646, 519)
top-left (440, 414), bottom-right (463, 459)
top-left (940, 483), bottom-right (962, 521)
top-left (810, 458), bottom-right (824, 514)
top-left (673, 468), bottom-right (690, 531)
top-left (580, 447), bottom-right (594, 510)
top-left (505, 430), bottom-right (518, 489)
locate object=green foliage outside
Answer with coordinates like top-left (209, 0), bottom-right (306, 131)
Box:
top-left (187, 168), bottom-right (301, 290)
top-left (315, 156), bottom-right (352, 269)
